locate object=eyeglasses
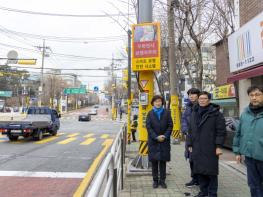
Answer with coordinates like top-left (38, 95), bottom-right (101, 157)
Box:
top-left (249, 93), bottom-right (263, 98)
top-left (199, 97), bottom-right (209, 100)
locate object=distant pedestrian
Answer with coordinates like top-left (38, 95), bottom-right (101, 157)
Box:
top-left (131, 115), bottom-right (138, 142)
top-left (119, 107), bottom-right (123, 120)
top-left (187, 91), bottom-right (226, 197)
top-left (181, 88), bottom-right (200, 188)
top-left (233, 85), bottom-right (263, 197)
top-left (146, 95), bottom-right (173, 189)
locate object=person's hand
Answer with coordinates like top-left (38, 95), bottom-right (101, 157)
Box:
top-left (157, 135), bottom-right (165, 142)
top-left (188, 147), bottom-right (192, 153)
top-left (216, 148), bottom-right (223, 156)
top-left (236, 155), bottom-right (242, 164)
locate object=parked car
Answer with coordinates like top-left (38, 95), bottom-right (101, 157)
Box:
top-left (94, 105), bottom-right (99, 108)
top-left (89, 108), bottom-right (97, 115)
top-left (223, 117), bottom-right (239, 149)
top-left (79, 113), bottom-right (91, 121)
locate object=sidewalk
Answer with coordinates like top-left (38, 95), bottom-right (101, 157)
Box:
top-left (120, 141), bottom-right (250, 197)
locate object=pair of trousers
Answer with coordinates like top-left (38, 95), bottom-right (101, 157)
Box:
top-left (198, 174), bottom-right (218, 197)
top-left (190, 161), bottom-right (198, 182)
top-left (151, 160), bottom-right (166, 182)
top-left (245, 157), bottom-right (263, 197)
top-left (131, 130), bottom-right (136, 141)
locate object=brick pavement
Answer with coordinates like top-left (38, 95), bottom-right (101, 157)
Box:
top-left (120, 140), bottom-right (250, 197)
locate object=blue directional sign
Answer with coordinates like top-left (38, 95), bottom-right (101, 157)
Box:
top-left (93, 86), bottom-right (99, 92)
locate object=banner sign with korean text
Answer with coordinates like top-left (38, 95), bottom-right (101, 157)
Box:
top-left (132, 22), bottom-right (161, 71)
top-left (212, 84), bottom-right (236, 99)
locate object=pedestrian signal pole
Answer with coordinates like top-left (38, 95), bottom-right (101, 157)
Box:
top-left (130, 0), bottom-right (160, 170)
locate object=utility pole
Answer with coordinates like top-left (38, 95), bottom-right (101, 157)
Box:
top-left (131, 0), bottom-right (154, 170)
top-left (127, 30), bottom-right (132, 144)
top-left (167, 0), bottom-right (181, 143)
top-left (37, 39), bottom-right (50, 107)
top-left (111, 57), bottom-right (117, 120)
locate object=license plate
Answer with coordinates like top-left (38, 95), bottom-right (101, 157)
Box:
top-left (11, 130), bottom-right (22, 134)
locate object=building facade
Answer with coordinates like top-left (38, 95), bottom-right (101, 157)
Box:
top-left (228, 1), bottom-right (263, 113)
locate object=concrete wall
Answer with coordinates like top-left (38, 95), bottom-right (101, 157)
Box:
top-left (215, 40), bottom-right (231, 86)
top-left (238, 79), bottom-right (251, 114)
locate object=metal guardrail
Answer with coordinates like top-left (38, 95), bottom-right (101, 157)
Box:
top-left (85, 123), bottom-right (127, 197)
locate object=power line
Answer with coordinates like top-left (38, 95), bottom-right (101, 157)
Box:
top-left (0, 42), bottom-right (126, 61)
top-left (0, 26), bottom-right (126, 42)
top-left (0, 6), bottom-right (135, 18)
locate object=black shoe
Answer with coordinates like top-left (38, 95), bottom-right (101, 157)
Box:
top-left (193, 192), bottom-right (208, 197)
top-left (159, 182), bottom-right (167, 189)
top-left (153, 181), bottom-right (158, 189)
top-left (185, 179), bottom-right (198, 188)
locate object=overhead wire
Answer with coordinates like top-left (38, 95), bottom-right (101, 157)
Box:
top-left (0, 5), bottom-right (135, 18)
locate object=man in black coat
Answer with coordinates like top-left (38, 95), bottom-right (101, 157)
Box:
top-left (187, 91), bottom-right (226, 197)
top-left (146, 95), bottom-right (173, 189)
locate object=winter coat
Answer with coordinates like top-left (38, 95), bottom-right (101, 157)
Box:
top-left (181, 101), bottom-right (194, 159)
top-left (233, 107), bottom-right (263, 161)
top-left (146, 109), bottom-right (173, 162)
top-left (187, 103), bottom-right (226, 175)
top-left (181, 101), bottom-right (194, 135)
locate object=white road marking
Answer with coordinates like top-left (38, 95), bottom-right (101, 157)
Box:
top-left (0, 171), bottom-right (86, 178)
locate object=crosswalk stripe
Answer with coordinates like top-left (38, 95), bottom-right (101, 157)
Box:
top-left (80, 138), bottom-right (96, 145)
top-left (57, 137), bottom-right (77, 145)
top-left (35, 136), bottom-right (59, 144)
top-left (100, 134), bottom-right (109, 139)
top-left (67, 133), bottom-right (79, 138)
top-left (84, 133), bottom-right (95, 138)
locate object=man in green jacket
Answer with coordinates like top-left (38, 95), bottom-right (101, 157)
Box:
top-left (233, 85), bottom-right (263, 197)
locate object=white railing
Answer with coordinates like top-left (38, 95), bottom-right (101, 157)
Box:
top-left (85, 123), bottom-right (127, 197)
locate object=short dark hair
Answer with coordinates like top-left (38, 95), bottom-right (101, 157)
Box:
top-left (151, 95), bottom-right (164, 106)
top-left (187, 88), bottom-right (200, 96)
top-left (199, 91), bottom-right (212, 100)
top-left (247, 85), bottom-right (263, 95)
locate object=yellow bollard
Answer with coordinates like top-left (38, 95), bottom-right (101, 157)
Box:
top-left (170, 95), bottom-right (181, 141)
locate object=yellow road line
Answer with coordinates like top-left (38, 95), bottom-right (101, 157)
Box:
top-left (100, 134), bottom-right (109, 139)
top-left (0, 140), bottom-right (6, 143)
top-left (73, 139), bottom-right (113, 197)
top-left (83, 133), bottom-right (94, 138)
top-left (57, 137), bottom-right (77, 145)
top-left (35, 136), bottom-right (59, 144)
top-left (80, 138), bottom-right (96, 145)
top-left (67, 133), bottom-right (79, 138)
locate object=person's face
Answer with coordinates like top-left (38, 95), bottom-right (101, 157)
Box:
top-left (198, 94), bottom-right (210, 107)
top-left (189, 93), bottom-right (198, 103)
top-left (153, 99), bottom-right (163, 108)
top-left (249, 89), bottom-right (263, 107)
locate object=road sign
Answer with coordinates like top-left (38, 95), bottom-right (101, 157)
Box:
top-left (140, 80), bottom-right (148, 89)
top-left (64, 88), bottom-right (86, 95)
top-left (132, 22), bottom-right (161, 71)
top-left (93, 86), bottom-right (99, 92)
top-left (0, 91), bottom-right (12, 97)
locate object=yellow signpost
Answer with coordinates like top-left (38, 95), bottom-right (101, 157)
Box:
top-left (131, 22), bottom-right (161, 168)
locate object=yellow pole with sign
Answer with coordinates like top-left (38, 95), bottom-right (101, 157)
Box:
top-left (138, 71), bottom-right (154, 156)
top-left (170, 95), bottom-right (181, 140)
top-left (130, 22), bottom-right (161, 169)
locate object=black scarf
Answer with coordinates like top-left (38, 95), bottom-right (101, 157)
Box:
top-left (249, 103), bottom-right (263, 115)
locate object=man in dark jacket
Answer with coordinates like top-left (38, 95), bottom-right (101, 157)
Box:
top-left (182, 88), bottom-right (200, 187)
top-left (233, 85), bottom-right (263, 197)
top-left (188, 91), bottom-right (226, 197)
top-left (146, 95), bottom-right (173, 189)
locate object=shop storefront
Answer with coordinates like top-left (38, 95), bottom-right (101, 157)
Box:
top-left (212, 84), bottom-right (238, 118)
top-left (227, 11), bottom-right (263, 113)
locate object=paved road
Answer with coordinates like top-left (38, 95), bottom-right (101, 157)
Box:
top-left (0, 106), bottom-right (123, 197)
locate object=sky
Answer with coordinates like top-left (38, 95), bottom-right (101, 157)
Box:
top-left (0, 0), bottom-right (136, 90)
